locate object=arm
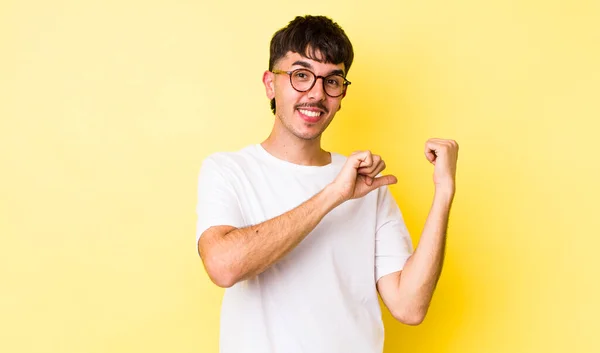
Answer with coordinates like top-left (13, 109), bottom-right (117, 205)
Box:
top-left (199, 184), bottom-right (342, 288)
top-left (377, 138), bottom-right (459, 325)
top-left (377, 187), bottom-right (454, 325)
top-left (198, 151), bottom-right (397, 288)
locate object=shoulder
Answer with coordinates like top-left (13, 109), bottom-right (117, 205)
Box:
top-left (201, 145), bottom-right (263, 173)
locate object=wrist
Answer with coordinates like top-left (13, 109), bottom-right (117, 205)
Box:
top-left (323, 183), bottom-right (347, 209)
top-left (434, 184), bottom-right (455, 204)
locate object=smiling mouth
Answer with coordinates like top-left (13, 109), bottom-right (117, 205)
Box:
top-left (297, 109), bottom-right (323, 117)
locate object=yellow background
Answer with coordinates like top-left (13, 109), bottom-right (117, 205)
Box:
top-left (2, 0), bottom-right (599, 352)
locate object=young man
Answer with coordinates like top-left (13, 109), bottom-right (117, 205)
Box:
top-left (196, 15), bottom-right (459, 353)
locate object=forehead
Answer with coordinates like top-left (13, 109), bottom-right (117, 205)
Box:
top-left (276, 51), bottom-right (346, 74)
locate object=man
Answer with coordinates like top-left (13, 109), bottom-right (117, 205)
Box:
top-left (196, 15), bottom-right (459, 353)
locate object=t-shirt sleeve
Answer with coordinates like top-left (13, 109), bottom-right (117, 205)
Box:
top-left (375, 186), bottom-right (414, 282)
top-left (195, 156), bottom-right (245, 244)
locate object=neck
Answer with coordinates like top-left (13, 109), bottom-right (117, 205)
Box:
top-left (261, 126), bottom-right (331, 167)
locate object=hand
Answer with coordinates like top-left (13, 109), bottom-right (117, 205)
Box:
top-left (330, 150), bottom-right (398, 203)
top-left (424, 138), bottom-right (459, 191)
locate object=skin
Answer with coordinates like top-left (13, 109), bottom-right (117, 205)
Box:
top-left (198, 50), bottom-right (459, 326)
top-left (260, 51), bottom-right (344, 166)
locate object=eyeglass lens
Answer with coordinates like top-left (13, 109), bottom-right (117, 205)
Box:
top-left (290, 69), bottom-right (345, 96)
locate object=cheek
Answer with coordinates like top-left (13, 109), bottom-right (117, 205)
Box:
top-left (328, 99), bottom-right (342, 113)
top-left (276, 86), bottom-right (301, 109)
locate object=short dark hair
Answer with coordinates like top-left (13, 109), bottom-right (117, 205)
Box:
top-left (268, 15), bottom-right (354, 114)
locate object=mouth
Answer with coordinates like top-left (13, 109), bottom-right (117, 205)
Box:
top-left (297, 108), bottom-right (324, 123)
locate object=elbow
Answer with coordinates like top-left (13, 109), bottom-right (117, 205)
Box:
top-left (399, 313), bottom-right (426, 326)
top-left (207, 267), bottom-right (237, 288)
top-left (204, 260), bottom-right (238, 288)
top-left (391, 307), bottom-right (428, 326)
top-left (199, 248), bottom-right (239, 288)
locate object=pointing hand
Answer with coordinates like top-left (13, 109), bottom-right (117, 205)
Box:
top-left (330, 150), bottom-right (397, 202)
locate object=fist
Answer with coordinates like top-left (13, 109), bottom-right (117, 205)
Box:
top-left (330, 150), bottom-right (398, 202)
top-left (424, 138), bottom-right (459, 190)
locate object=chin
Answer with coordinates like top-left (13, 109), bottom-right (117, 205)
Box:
top-left (293, 128), bottom-right (323, 141)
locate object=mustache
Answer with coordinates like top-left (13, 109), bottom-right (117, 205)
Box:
top-left (295, 102), bottom-right (328, 113)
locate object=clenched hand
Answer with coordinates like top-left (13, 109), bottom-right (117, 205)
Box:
top-left (330, 150), bottom-right (397, 202)
top-left (424, 138), bottom-right (459, 192)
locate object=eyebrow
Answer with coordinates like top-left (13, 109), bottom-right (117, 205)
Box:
top-left (291, 60), bottom-right (346, 77)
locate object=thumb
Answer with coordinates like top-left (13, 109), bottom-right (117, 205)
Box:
top-left (341, 151), bottom-right (369, 175)
top-left (425, 149), bottom-right (436, 164)
top-left (369, 174), bottom-right (398, 190)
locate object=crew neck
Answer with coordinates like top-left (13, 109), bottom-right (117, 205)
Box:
top-left (254, 144), bottom-right (342, 172)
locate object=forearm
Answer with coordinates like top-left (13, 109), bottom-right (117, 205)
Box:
top-left (399, 186), bottom-right (454, 315)
top-left (202, 185), bottom-right (343, 287)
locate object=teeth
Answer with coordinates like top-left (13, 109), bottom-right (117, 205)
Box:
top-left (299, 109), bottom-right (321, 118)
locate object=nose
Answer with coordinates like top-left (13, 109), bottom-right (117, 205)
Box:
top-left (307, 77), bottom-right (326, 100)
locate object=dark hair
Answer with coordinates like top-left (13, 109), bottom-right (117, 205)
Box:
top-left (268, 15), bottom-right (354, 114)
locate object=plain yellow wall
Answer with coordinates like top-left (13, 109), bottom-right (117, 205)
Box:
top-left (2, 0), bottom-right (599, 352)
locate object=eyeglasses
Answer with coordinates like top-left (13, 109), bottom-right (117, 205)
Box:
top-left (271, 68), bottom-right (351, 98)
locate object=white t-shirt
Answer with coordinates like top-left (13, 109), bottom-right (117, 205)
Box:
top-left (196, 144), bottom-right (414, 353)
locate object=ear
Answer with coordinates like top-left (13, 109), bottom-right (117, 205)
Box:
top-left (263, 70), bottom-right (275, 99)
